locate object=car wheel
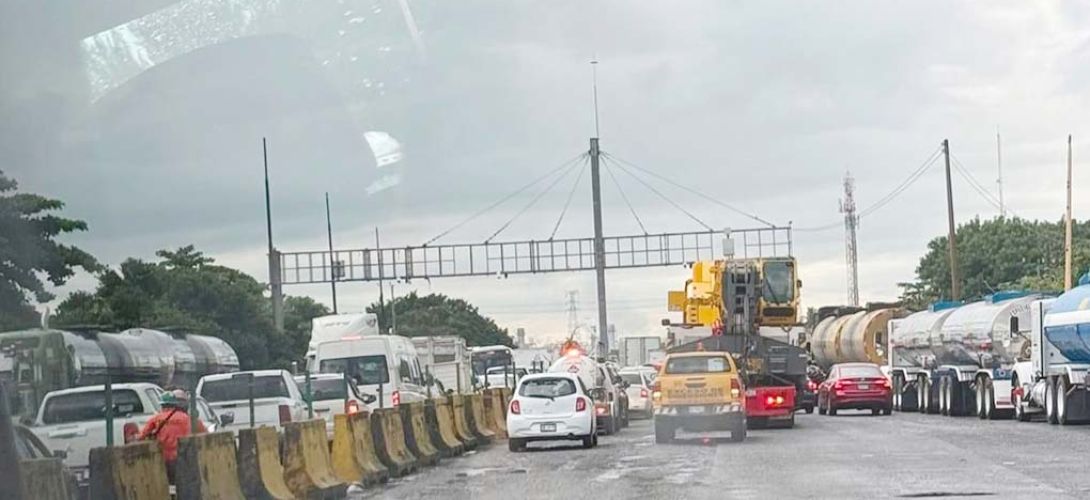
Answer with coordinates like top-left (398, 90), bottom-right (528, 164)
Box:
top-left (882, 406), bottom-right (892, 416)
top-left (508, 438), bottom-right (525, 452)
top-left (804, 405), bottom-right (814, 415)
top-left (582, 434), bottom-right (595, 449)
top-left (730, 421), bottom-right (746, 442)
top-left (654, 422), bottom-right (673, 444)
top-left (871, 408), bottom-right (880, 416)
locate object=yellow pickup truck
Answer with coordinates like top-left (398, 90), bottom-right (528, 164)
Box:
top-left (652, 351), bottom-right (746, 443)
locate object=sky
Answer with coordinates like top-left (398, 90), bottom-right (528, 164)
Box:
top-left (3, 1), bottom-right (1089, 344)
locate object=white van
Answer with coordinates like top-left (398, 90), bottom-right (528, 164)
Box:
top-left (307, 313), bottom-right (380, 362)
top-left (312, 335), bottom-right (428, 409)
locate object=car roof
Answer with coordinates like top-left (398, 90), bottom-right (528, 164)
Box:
top-left (295, 373), bottom-right (346, 381)
top-left (519, 372), bottom-right (578, 381)
top-left (832, 362), bottom-right (880, 368)
top-left (665, 351), bottom-right (731, 359)
top-left (201, 369), bottom-right (286, 382)
top-left (46, 383), bottom-right (162, 396)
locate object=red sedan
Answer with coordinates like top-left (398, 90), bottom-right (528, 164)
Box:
top-left (817, 363), bottom-right (892, 416)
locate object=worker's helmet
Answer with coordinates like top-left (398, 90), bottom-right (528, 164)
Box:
top-left (159, 392), bottom-right (180, 408)
top-left (171, 389), bottom-right (190, 406)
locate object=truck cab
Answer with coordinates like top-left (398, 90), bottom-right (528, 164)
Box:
top-left (652, 351), bottom-right (746, 443)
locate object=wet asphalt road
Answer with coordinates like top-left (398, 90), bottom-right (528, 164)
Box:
top-left (355, 410), bottom-right (1090, 500)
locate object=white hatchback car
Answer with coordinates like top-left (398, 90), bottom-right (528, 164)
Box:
top-left (618, 367), bottom-right (656, 418)
top-left (507, 373), bottom-right (597, 451)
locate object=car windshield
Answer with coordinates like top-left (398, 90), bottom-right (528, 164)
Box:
top-left (620, 373), bottom-right (644, 386)
top-left (838, 366), bottom-right (884, 379)
top-left (519, 378), bottom-right (577, 398)
top-left (319, 356), bottom-right (389, 386)
top-left (306, 378), bottom-right (348, 401)
top-left (665, 356), bottom-right (731, 374)
top-left (42, 389), bottom-right (145, 424)
top-left (201, 375), bottom-right (289, 402)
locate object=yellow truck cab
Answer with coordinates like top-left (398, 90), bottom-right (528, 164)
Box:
top-left (652, 351), bottom-right (746, 443)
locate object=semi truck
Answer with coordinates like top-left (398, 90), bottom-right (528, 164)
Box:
top-left (0, 327), bottom-right (239, 417)
top-left (663, 253), bottom-right (808, 429)
top-left (888, 292), bottom-right (1039, 418)
top-left (1010, 278), bottom-right (1090, 424)
top-left (619, 336), bottom-right (664, 368)
top-left (810, 305), bottom-right (902, 370)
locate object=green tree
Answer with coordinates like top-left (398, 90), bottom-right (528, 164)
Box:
top-left (903, 217), bottom-right (1090, 306)
top-left (367, 292), bottom-right (513, 347)
top-left (0, 170), bottom-right (99, 330)
top-left (53, 245), bottom-right (326, 369)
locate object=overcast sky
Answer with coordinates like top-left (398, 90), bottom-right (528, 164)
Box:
top-left (3, 1), bottom-right (1088, 343)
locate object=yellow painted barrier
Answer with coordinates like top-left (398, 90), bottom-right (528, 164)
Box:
top-left (400, 402), bottom-right (440, 466)
top-left (282, 419), bottom-right (347, 499)
top-left (484, 389), bottom-right (509, 439)
top-left (88, 441), bottom-right (170, 500)
top-left (450, 395), bottom-right (479, 449)
top-left (426, 399), bottom-right (464, 457)
top-left (468, 393), bottom-right (496, 442)
top-left (237, 427), bottom-right (294, 500)
top-left (371, 408), bottom-right (416, 477)
top-left (332, 413), bottom-right (387, 487)
top-left (176, 431), bottom-right (245, 500)
top-left (19, 458), bottom-right (72, 500)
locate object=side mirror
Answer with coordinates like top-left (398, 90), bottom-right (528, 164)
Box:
top-left (622, 381), bottom-right (631, 389)
top-left (52, 450), bottom-right (68, 459)
top-left (219, 412), bottom-right (235, 426)
top-left (361, 393), bottom-right (377, 404)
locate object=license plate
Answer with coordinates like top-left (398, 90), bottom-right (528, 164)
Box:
top-left (858, 384), bottom-right (869, 390)
top-left (540, 423), bottom-right (557, 432)
top-left (688, 406), bottom-right (705, 414)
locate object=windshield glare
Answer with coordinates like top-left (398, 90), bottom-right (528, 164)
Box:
top-left (665, 356), bottom-right (731, 374)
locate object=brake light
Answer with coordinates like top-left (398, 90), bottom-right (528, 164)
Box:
top-left (278, 404), bottom-right (292, 425)
top-left (640, 388), bottom-right (648, 398)
top-left (595, 403), bottom-right (609, 416)
top-left (833, 380), bottom-right (845, 391)
top-left (123, 423), bottom-right (139, 443)
top-left (765, 396), bottom-right (775, 406)
top-left (576, 397), bottom-right (587, 412)
top-left (807, 380), bottom-right (818, 391)
top-left (345, 399), bottom-right (361, 415)
top-left (730, 379), bottom-right (741, 398)
top-left (391, 390), bottom-right (400, 407)
top-left (510, 400), bottom-right (521, 415)
top-left (879, 378), bottom-right (891, 388)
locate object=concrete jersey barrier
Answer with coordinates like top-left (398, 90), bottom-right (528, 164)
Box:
top-left (176, 431), bottom-right (245, 500)
top-left (237, 427), bottom-right (295, 500)
top-left (88, 441), bottom-right (170, 500)
top-left (450, 395), bottom-right (480, 449)
top-left (468, 393), bottom-right (496, 442)
top-left (426, 399), bottom-right (465, 457)
top-left (282, 419), bottom-right (347, 499)
top-left (331, 413), bottom-right (388, 487)
top-left (484, 389), bottom-right (509, 439)
top-left (399, 402), bottom-right (440, 466)
top-left (19, 458), bottom-right (72, 500)
top-left (371, 408), bottom-right (416, 477)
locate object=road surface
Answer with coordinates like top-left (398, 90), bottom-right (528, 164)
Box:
top-left (355, 411), bottom-right (1090, 499)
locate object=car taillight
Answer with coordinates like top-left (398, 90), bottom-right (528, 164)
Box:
top-left (278, 404), bottom-right (292, 425)
top-left (807, 380), bottom-right (818, 391)
top-left (765, 395), bottom-right (775, 406)
top-left (595, 403), bottom-right (609, 416)
top-left (833, 380), bottom-right (845, 391)
top-left (391, 390), bottom-right (401, 407)
top-left (345, 399), bottom-right (361, 415)
top-left (651, 382), bottom-right (661, 401)
top-left (879, 378), bottom-right (891, 388)
top-left (510, 400), bottom-right (521, 415)
top-left (576, 397), bottom-right (587, 412)
top-left (123, 423), bottom-right (139, 443)
top-left (730, 379), bottom-right (741, 398)
top-left (640, 388), bottom-right (648, 398)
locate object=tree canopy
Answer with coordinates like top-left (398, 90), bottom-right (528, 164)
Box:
top-left (899, 217), bottom-right (1090, 309)
top-left (0, 170), bottom-right (100, 330)
top-left (54, 245), bottom-right (329, 369)
top-left (367, 292), bottom-right (513, 347)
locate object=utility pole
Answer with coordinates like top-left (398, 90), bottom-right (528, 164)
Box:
top-left (589, 137), bottom-right (609, 358)
top-left (376, 228), bottom-right (386, 331)
top-left (943, 139), bottom-right (962, 301)
top-left (1065, 134), bottom-right (1074, 291)
top-left (325, 193), bottom-right (338, 314)
top-left (264, 138), bottom-right (284, 331)
top-left (997, 127), bottom-right (1006, 217)
top-left (840, 172), bottom-right (860, 306)
top-left (389, 283), bottom-right (397, 334)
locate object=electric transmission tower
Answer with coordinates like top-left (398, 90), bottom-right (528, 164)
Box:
top-left (840, 172), bottom-right (860, 306)
top-left (566, 290), bottom-right (579, 339)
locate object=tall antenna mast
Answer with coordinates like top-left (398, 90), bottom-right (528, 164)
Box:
top-left (840, 172), bottom-right (860, 306)
top-left (591, 59), bottom-right (601, 138)
top-left (566, 290), bottom-right (579, 340)
top-left (1065, 134), bottom-right (1074, 291)
top-left (997, 127), bottom-right (1005, 217)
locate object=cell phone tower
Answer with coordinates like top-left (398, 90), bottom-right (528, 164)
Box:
top-left (840, 172), bottom-right (860, 306)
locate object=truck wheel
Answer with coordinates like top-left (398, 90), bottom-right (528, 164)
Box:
top-left (1046, 377), bottom-right (1059, 425)
top-left (982, 378), bottom-right (996, 420)
top-left (939, 377), bottom-right (950, 416)
top-left (654, 422), bottom-right (673, 444)
top-left (892, 374), bottom-right (904, 411)
top-left (918, 377), bottom-right (929, 414)
top-left (975, 379), bottom-right (985, 419)
top-left (1013, 381), bottom-right (1030, 422)
top-left (1057, 376), bottom-right (1071, 425)
top-left (730, 422), bottom-right (747, 442)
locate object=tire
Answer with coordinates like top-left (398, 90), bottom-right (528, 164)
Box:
top-left (508, 438), bottom-right (525, 452)
top-left (1057, 376), bottom-right (1071, 425)
top-left (1013, 380), bottom-right (1030, 422)
top-left (730, 422), bottom-right (747, 442)
top-left (1046, 377), bottom-right (1059, 425)
top-left (871, 408), bottom-right (880, 416)
top-left (882, 406), bottom-right (892, 416)
top-left (783, 412), bottom-right (796, 428)
top-left (939, 377), bottom-right (950, 416)
top-left (918, 377), bottom-right (930, 414)
top-left (892, 374), bottom-right (904, 411)
top-left (975, 379), bottom-right (986, 419)
top-left (828, 403), bottom-right (838, 416)
top-left (654, 421), bottom-right (673, 444)
top-left (818, 399), bottom-right (827, 415)
top-left (804, 405), bottom-right (814, 415)
top-left (582, 434), bottom-right (595, 449)
top-left (982, 378), bottom-right (996, 420)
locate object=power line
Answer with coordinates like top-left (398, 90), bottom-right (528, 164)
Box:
top-left (603, 156), bottom-right (714, 231)
top-left (951, 153), bottom-right (1006, 213)
top-left (424, 152), bottom-right (587, 245)
top-left (604, 162), bottom-right (649, 235)
top-left (485, 157), bottom-right (585, 242)
top-left (601, 151), bottom-right (777, 227)
top-left (549, 156), bottom-right (589, 240)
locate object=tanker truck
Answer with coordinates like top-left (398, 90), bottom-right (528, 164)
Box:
top-left (0, 327), bottom-right (240, 417)
top-left (1010, 278), bottom-right (1090, 425)
top-left (888, 292), bottom-right (1039, 418)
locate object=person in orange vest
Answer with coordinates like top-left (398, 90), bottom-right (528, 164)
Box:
top-left (138, 390), bottom-right (206, 483)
